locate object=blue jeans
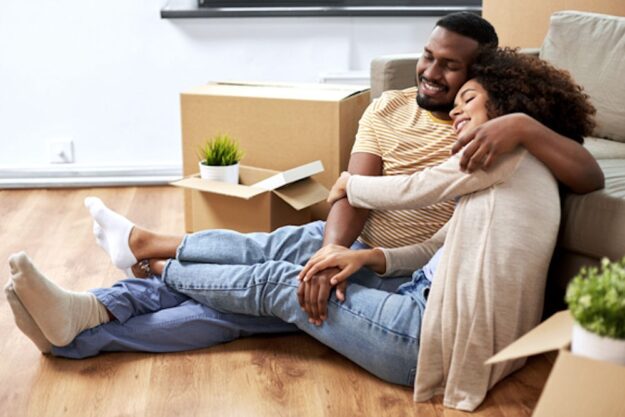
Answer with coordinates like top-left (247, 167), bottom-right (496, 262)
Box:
top-left (163, 241), bottom-right (430, 386)
top-left (52, 222), bottom-right (409, 359)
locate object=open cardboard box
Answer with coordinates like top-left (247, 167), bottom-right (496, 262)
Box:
top-left (180, 81), bottom-right (370, 229)
top-left (487, 311), bottom-right (625, 417)
top-left (171, 161), bottom-right (328, 233)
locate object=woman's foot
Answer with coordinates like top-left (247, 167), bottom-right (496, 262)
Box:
top-left (9, 252), bottom-right (110, 347)
top-left (4, 281), bottom-right (52, 353)
top-left (84, 196), bottom-right (137, 272)
top-left (84, 196), bottom-right (183, 276)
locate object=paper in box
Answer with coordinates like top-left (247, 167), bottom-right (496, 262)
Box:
top-left (171, 161), bottom-right (328, 233)
top-left (180, 81), bottom-right (370, 231)
top-left (487, 311), bottom-right (625, 417)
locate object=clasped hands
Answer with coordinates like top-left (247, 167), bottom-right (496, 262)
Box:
top-left (297, 244), bottom-right (368, 326)
top-left (296, 172), bottom-right (359, 326)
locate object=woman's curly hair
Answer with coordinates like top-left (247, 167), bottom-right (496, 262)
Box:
top-left (469, 47), bottom-right (596, 143)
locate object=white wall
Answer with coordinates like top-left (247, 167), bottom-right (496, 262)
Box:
top-left (0, 0), bottom-right (436, 182)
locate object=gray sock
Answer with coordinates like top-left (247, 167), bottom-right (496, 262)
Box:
top-left (10, 252), bottom-right (110, 347)
top-left (4, 281), bottom-right (52, 353)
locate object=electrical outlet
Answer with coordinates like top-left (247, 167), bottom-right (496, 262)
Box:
top-left (48, 139), bottom-right (75, 164)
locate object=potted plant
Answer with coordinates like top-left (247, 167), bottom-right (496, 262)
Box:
top-left (565, 257), bottom-right (625, 365)
top-left (198, 133), bottom-right (244, 184)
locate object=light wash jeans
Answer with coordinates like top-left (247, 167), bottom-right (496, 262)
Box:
top-left (52, 222), bottom-right (412, 360)
top-left (162, 227), bottom-right (430, 386)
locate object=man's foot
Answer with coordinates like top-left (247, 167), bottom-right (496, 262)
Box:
top-left (84, 196), bottom-right (137, 272)
top-left (9, 252), bottom-right (110, 347)
top-left (4, 281), bottom-right (52, 353)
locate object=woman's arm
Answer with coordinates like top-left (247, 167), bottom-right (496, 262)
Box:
top-left (380, 221), bottom-right (448, 277)
top-left (299, 222), bottom-right (449, 281)
top-left (344, 148), bottom-right (524, 211)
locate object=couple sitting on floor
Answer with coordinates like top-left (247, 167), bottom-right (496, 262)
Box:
top-left (5, 12), bottom-right (603, 412)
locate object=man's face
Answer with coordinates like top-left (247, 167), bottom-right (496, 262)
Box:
top-left (416, 26), bottom-right (480, 116)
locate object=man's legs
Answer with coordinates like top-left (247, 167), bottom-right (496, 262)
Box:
top-left (53, 275), bottom-right (296, 358)
top-left (164, 259), bottom-right (428, 386)
top-left (53, 300), bottom-right (297, 359)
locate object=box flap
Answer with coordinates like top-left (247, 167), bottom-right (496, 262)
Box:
top-left (273, 178), bottom-right (329, 210)
top-left (532, 350), bottom-right (625, 417)
top-left (171, 176), bottom-right (266, 200)
top-left (252, 161), bottom-right (324, 191)
top-left (486, 311), bottom-right (574, 365)
top-left (183, 82), bottom-right (368, 102)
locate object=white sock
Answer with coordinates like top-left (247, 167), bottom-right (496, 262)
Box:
top-left (9, 252), bottom-right (110, 347)
top-left (84, 196), bottom-right (137, 271)
top-left (4, 281), bottom-right (52, 354)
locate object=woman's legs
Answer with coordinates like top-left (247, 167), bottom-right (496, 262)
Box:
top-left (85, 196), bottom-right (327, 271)
top-left (164, 259), bottom-right (428, 386)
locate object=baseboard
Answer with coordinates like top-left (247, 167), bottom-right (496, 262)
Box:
top-left (0, 163), bottom-right (183, 188)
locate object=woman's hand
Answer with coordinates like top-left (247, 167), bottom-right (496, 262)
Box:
top-left (299, 244), bottom-right (367, 286)
top-left (327, 172), bottom-right (352, 205)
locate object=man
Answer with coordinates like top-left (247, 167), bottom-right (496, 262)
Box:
top-left (6, 12), bottom-right (603, 358)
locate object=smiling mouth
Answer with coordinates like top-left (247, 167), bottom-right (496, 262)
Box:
top-left (419, 78), bottom-right (447, 96)
top-left (454, 119), bottom-right (469, 133)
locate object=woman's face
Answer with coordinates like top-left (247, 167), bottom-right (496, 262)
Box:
top-left (449, 79), bottom-right (490, 135)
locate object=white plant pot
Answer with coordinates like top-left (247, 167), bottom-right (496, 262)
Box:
top-left (571, 322), bottom-right (625, 365)
top-left (198, 162), bottom-right (239, 184)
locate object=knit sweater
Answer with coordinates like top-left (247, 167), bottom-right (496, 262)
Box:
top-left (347, 148), bottom-right (560, 411)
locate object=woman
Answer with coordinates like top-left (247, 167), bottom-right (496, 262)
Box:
top-left (6, 48), bottom-right (596, 409)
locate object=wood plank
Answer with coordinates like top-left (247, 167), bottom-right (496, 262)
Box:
top-left (0, 187), bottom-right (550, 417)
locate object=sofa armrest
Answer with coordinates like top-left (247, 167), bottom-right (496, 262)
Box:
top-left (370, 53), bottom-right (420, 100)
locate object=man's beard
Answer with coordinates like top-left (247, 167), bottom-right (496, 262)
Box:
top-left (416, 94), bottom-right (454, 113)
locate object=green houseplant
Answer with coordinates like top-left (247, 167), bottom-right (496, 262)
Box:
top-left (565, 257), bottom-right (625, 365)
top-left (198, 134), bottom-right (244, 184)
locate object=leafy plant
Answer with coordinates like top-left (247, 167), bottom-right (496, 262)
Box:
top-left (198, 134), bottom-right (244, 166)
top-left (565, 257), bottom-right (625, 339)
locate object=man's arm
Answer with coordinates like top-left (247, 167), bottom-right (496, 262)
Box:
top-left (322, 152), bottom-right (383, 246)
top-left (297, 152), bottom-right (382, 325)
top-left (452, 113), bottom-right (604, 194)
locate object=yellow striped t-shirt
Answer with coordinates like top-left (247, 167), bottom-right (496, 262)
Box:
top-left (352, 87), bottom-right (457, 248)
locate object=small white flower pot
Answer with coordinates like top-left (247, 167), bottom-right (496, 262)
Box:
top-left (198, 162), bottom-right (239, 184)
top-left (571, 322), bottom-right (625, 365)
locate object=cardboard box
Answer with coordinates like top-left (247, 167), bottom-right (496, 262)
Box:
top-left (487, 311), bottom-right (625, 417)
top-left (172, 161), bottom-right (328, 233)
top-left (180, 81), bottom-right (370, 231)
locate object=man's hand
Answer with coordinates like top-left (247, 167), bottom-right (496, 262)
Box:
top-left (451, 113), bottom-right (527, 173)
top-left (296, 267), bottom-right (345, 326)
top-left (327, 172), bottom-right (352, 205)
top-left (451, 112), bottom-right (604, 192)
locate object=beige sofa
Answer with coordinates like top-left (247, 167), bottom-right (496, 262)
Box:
top-left (370, 10), bottom-right (625, 315)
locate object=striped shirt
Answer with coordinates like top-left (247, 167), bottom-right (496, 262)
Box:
top-left (352, 87), bottom-right (457, 248)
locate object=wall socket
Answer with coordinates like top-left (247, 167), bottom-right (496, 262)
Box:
top-left (48, 139), bottom-right (75, 164)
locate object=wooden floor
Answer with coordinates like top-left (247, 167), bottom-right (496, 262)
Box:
top-left (0, 187), bottom-right (553, 417)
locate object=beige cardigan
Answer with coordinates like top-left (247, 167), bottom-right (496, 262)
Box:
top-left (347, 149), bottom-right (560, 411)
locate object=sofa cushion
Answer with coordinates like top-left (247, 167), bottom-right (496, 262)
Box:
top-left (540, 11), bottom-right (625, 143)
top-left (370, 54), bottom-right (419, 99)
top-left (560, 159), bottom-right (625, 260)
top-left (584, 136), bottom-right (625, 159)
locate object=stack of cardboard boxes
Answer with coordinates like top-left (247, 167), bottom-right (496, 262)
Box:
top-left (175, 81), bottom-right (370, 232)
